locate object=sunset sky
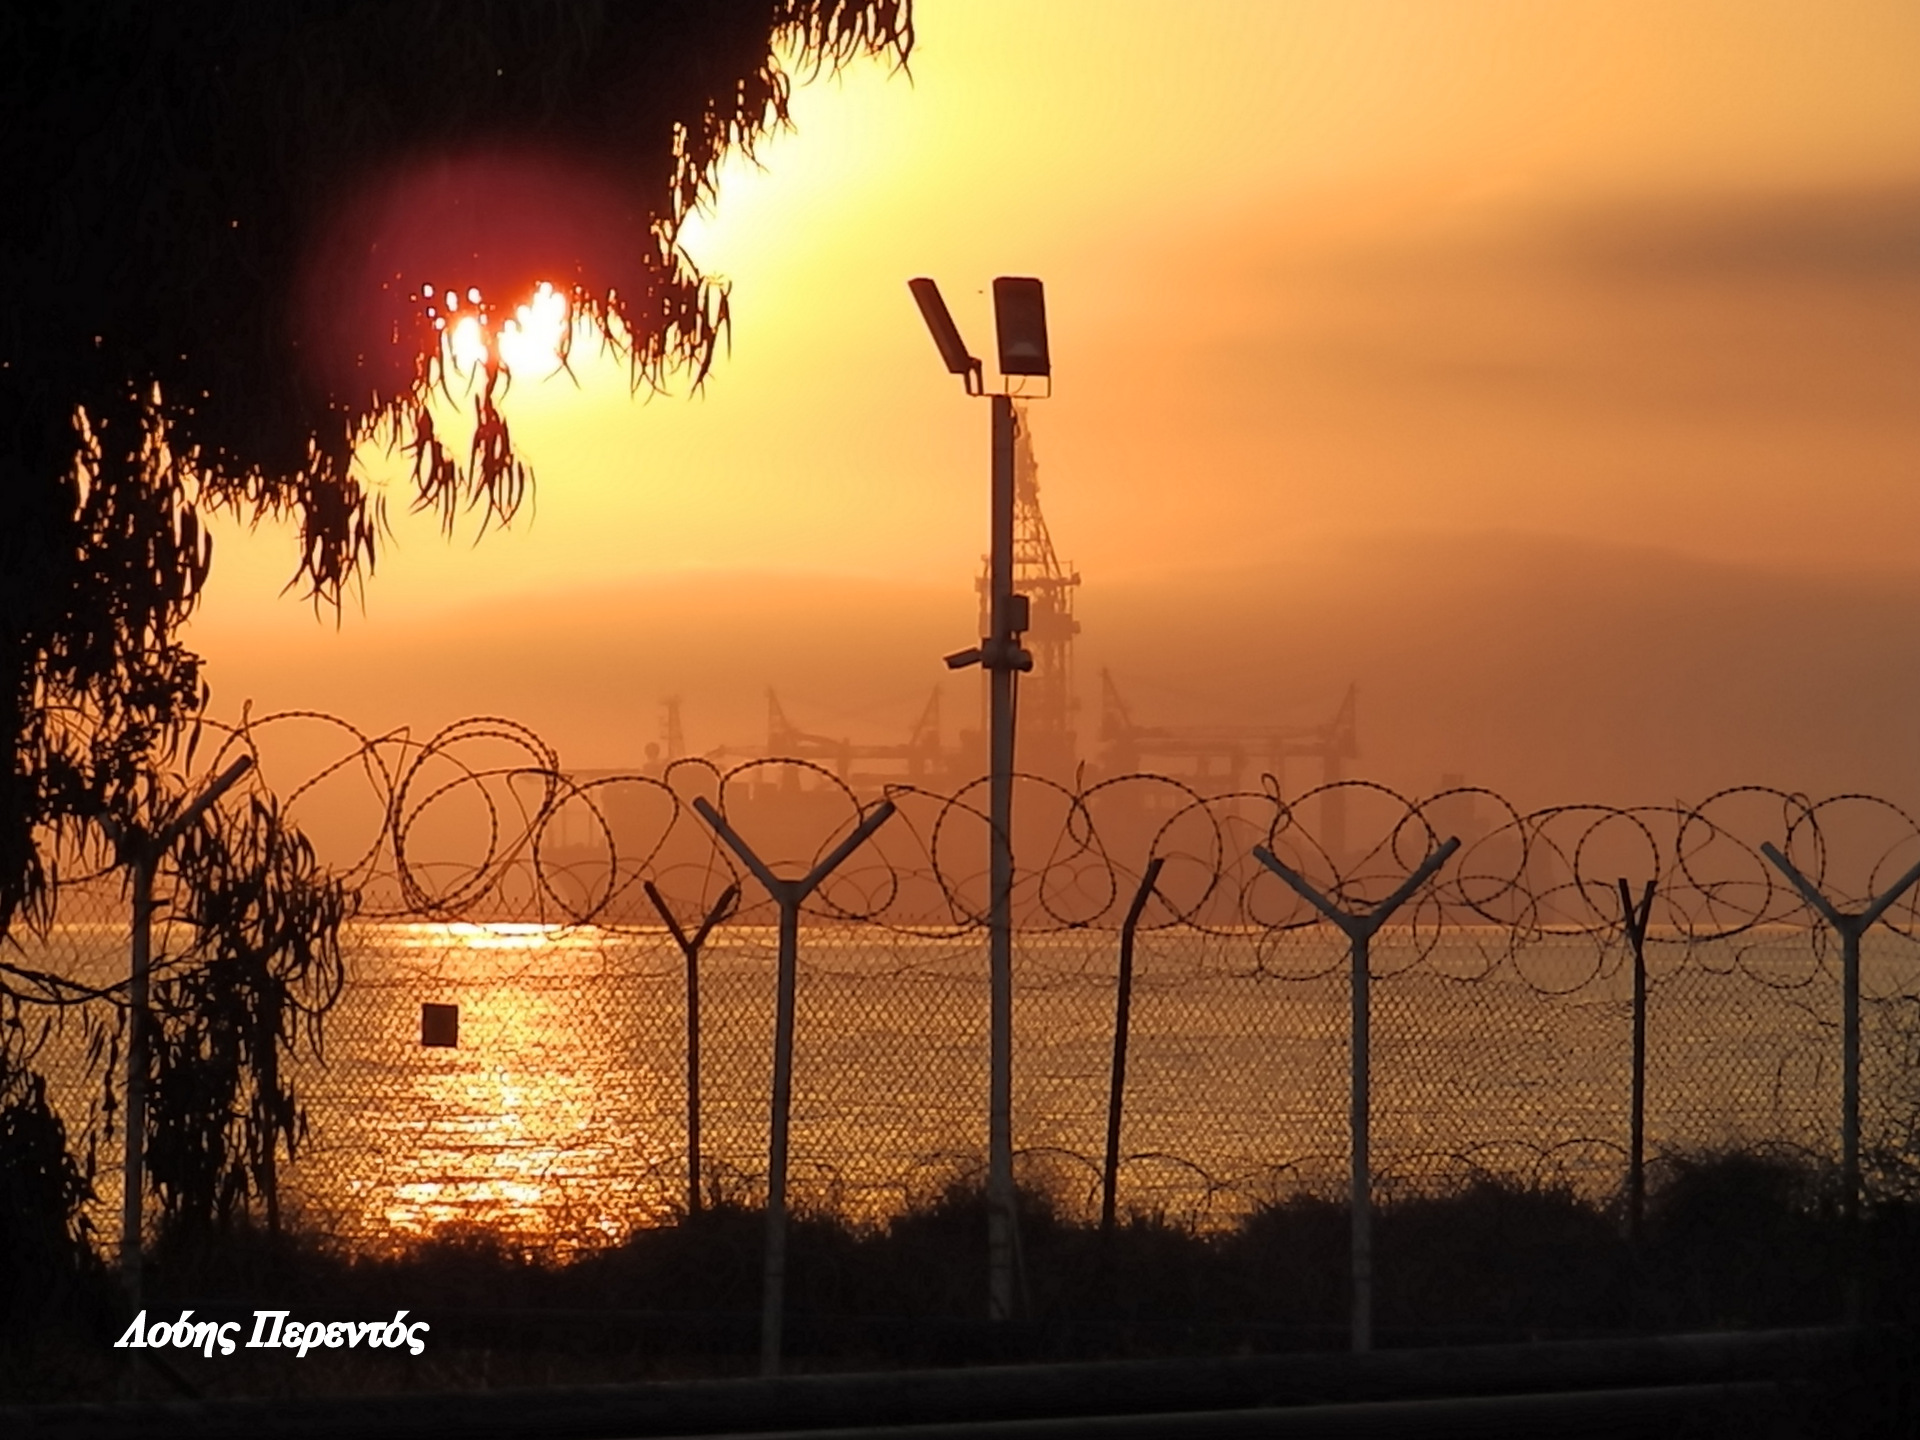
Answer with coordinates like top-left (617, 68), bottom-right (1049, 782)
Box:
top-left (188, 0), bottom-right (1920, 807)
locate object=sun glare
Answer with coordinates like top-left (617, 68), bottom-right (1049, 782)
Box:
top-left (411, 921), bottom-right (573, 951)
top-left (500, 282), bottom-right (571, 375)
top-left (448, 314), bottom-right (489, 370)
top-left (423, 279), bottom-right (572, 382)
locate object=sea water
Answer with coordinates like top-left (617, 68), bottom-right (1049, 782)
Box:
top-left (24, 919), bottom-right (1920, 1250)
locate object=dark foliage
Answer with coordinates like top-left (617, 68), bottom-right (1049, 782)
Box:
top-left (5, 1151), bottom-right (1900, 1397)
top-left (1872, 994), bottom-right (1920, 1201)
top-left (1374, 1181), bottom-right (1628, 1334)
top-left (144, 787), bottom-right (351, 1241)
top-left (1637, 1148), bottom-right (1846, 1328)
top-left (8, 1152), bottom-right (1918, 1407)
top-left (0, 1012), bottom-right (97, 1329)
top-left (0, 1), bottom-right (913, 943)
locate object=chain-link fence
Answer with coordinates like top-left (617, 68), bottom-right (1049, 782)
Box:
top-left (8, 712), bottom-right (1920, 1258)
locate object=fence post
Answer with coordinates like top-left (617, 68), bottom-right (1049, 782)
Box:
top-left (1102, 856), bottom-right (1165, 1239)
top-left (1616, 878), bottom-right (1655, 1246)
top-left (692, 795), bottom-right (895, 1378)
top-left (122, 851), bottom-right (155, 1303)
top-left (644, 880), bottom-right (739, 1216)
top-left (1759, 842), bottom-right (1920, 1323)
top-left (1252, 835), bottom-right (1459, 1354)
top-left (98, 755), bottom-right (254, 1306)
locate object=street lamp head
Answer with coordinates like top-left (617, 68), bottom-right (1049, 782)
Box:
top-left (992, 277), bottom-right (1050, 378)
top-left (908, 277), bottom-right (983, 393)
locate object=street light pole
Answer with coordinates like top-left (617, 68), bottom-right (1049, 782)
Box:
top-left (984, 391), bottom-right (1020, 1321)
top-left (911, 276), bottom-right (1048, 1321)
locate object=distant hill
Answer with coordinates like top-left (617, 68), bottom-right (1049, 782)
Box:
top-left (1082, 530), bottom-right (1920, 810)
top-left (188, 530), bottom-right (1920, 811)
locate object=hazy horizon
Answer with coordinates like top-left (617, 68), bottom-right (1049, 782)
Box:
top-left (184, 524), bottom-right (1920, 814)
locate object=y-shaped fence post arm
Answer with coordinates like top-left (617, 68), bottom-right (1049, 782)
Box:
top-left (1759, 841), bottom-right (1920, 1323)
top-left (1251, 835), bottom-right (1459, 1355)
top-left (1858, 854), bottom-right (1920, 933)
top-left (154, 755), bottom-right (255, 851)
top-left (644, 880), bottom-right (741, 1218)
top-left (694, 799), bottom-right (792, 907)
top-left (1758, 843), bottom-right (1848, 932)
top-left (1361, 837), bottom-right (1461, 932)
top-left (691, 795), bottom-right (896, 1378)
top-left (1249, 846), bottom-right (1366, 942)
top-left (801, 799), bottom-right (900, 892)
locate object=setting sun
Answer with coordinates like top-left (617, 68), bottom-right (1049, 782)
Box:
top-left (429, 279), bottom-right (574, 380)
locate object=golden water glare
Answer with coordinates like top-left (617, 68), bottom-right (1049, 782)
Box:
top-left (319, 921), bottom-right (687, 1250)
top-left (21, 915), bottom-right (1917, 1252)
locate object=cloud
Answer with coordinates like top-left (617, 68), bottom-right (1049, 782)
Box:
top-left (1544, 181), bottom-right (1920, 284)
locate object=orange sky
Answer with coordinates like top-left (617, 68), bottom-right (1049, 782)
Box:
top-left (187, 0), bottom-right (1920, 802)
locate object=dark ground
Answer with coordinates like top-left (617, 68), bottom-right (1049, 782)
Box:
top-left (5, 1149), bottom-right (1918, 1407)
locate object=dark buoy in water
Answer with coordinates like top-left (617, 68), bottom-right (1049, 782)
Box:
top-left (420, 1002), bottom-right (459, 1048)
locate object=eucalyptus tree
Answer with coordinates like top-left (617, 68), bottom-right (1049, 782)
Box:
top-left (0, 0), bottom-right (913, 938)
top-left (0, 2), bottom-right (911, 1275)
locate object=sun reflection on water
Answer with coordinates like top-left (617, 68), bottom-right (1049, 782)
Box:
top-left (412, 921), bottom-right (572, 951)
top-left (306, 922), bottom-right (690, 1252)
top-left (273, 923), bottom-right (1892, 1253)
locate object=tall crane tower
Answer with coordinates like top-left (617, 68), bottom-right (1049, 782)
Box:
top-left (973, 405), bottom-right (1080, 777)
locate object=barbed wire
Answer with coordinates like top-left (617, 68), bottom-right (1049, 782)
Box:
top-left (71, 709), bottom-right (1914, 946)
top-left (10, 708), bottom-right (1920, 1251)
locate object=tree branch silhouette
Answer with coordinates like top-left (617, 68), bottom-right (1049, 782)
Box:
top-left (0, 1), bottom-right (914, 941)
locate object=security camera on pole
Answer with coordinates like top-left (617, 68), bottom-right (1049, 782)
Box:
top-left (909, 275), bottom-right (1050, 1322)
